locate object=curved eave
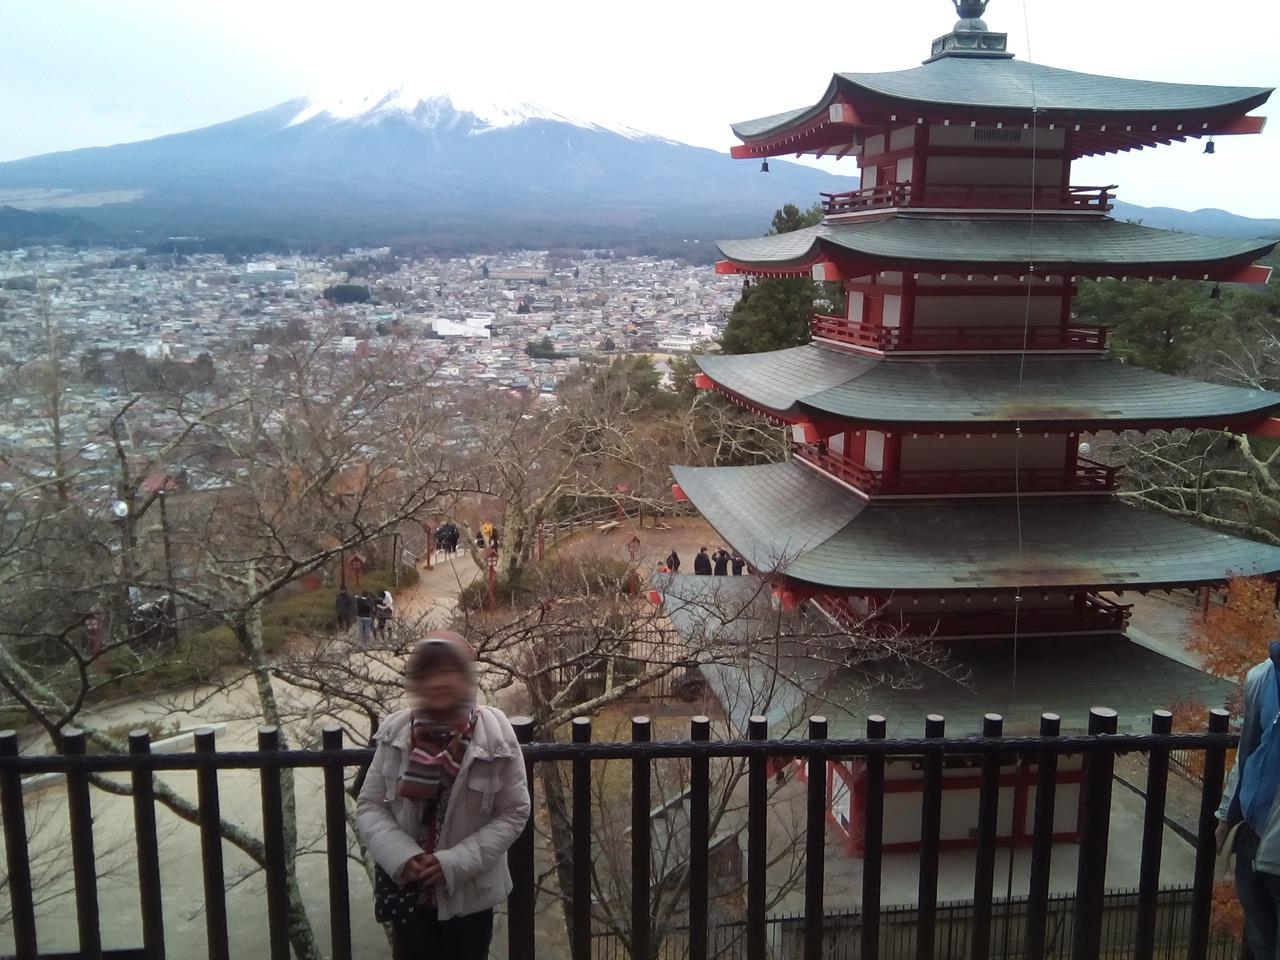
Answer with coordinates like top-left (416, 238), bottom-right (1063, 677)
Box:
top-left (673, 461), bottom-right (1280, 594)
top-left (695, 346), bottom-right (1280, 432)
top-left (730, 61), bottom-right (1272, 158)
top-left (715, 217), bottom-right (1278, 282)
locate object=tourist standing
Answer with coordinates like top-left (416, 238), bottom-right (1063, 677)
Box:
top-left (711, 548), bottom-right (730, 576)
top-left (376, 589), bottom-right (394, 634)
top-left (665, 549), bottom-right (681, 573)
top-left (730, 551), bottom-right (746, 575)
top-left (356, 633), bottom-right (530, 960)
top-left (336, 588), bottom-right (355, 630)
top-left (1217, 640), bottom-right (1280, 959)
top-left (356, 592), bottom-right (375, 641)
top-left (693, 547), bottom-right (712, 576)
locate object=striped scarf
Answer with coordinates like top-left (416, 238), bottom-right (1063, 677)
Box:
top-left (398, 710), bottom-right (474, 801)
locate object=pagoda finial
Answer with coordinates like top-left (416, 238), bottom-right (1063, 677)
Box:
top-left (929, 0), bottom-right (1011, 61)
top-left (953, 0), bottom-right (990, 18)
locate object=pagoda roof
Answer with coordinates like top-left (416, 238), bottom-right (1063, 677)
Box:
top-left (696, 346), bottom-right (1280, 431)
top-left (671, 460), bottom-right (1280, 593)
top-left (732, 57), bottom-right (1270, 158)
top-left (715, 215), bottom-right (1277, 280)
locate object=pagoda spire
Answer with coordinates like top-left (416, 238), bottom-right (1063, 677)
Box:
top-left (929, 0), bottom-right (1011, 61)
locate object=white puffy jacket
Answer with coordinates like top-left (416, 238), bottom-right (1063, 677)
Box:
top-left (355, 705), bottom-right (531, 919)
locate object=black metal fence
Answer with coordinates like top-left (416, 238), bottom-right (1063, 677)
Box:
top-left (0, 706), bottom-right (1236, 960)
top-left (591, 886), bottom-right (1238, 960)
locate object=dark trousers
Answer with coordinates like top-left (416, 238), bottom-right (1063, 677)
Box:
top-left (391, 907), bottom-right (493, 960)
top-left (1237, 827), bottom-right (1280, 960)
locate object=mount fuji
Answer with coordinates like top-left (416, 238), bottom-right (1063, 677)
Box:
top-left (3, 87), bottom-right (1277, 250)
top-left (0, 88), bottom-right (861, 249)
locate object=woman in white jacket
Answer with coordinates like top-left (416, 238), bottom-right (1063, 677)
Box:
top-left (356, 632), bottom-right (530, 959)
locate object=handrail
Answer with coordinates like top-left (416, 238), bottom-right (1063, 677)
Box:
top-left (811, 316), bottom-right (1111, 353)
top-left (821, 181), bottom-right (1117, 215)
top-left (796, 444), bottom-right (1121, 495)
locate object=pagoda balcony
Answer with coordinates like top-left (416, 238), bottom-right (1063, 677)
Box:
top-left (872, 594), bottom-right (1134, 638)
top-left (820, 182), bottom-right (1117, 216)
top-left (811, 315), bottom-right (1110, 353)
top-left (795, 443), bottom-right (1120, 496)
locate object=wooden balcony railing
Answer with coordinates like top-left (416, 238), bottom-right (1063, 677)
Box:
top-left (820, 593), bottom-right (1134, 639)
top-left (811, 315), bottom-right (1110, 352)
top-left (795, 444), bottom-right (1120, 495)
top-left (820, 182), bottom-right (1117, 216)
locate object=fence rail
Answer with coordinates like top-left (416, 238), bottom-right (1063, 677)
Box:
top-left (0, 707), bottom-right (1237, 960)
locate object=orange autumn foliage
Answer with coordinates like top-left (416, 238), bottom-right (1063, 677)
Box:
top-left (1210, 880), bottom-right (1246, 940)
top-left (1186, 575), bottom-right (1280, 686)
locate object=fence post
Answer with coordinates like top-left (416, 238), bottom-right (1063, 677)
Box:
top-left (571, 716), bottom-right (592, 960)
top-left (917, 715), bottom-right (945, 960)
top-left (1188, 708), bottom-right (1231, 960)
top-left (195, 727), bottom-right (230, 960)
top-left (322, 726), bottom-right (353, 960)
top-left (1135, 710), bottom-right (1173, 960)
top-left (1073, 706), bottom-right (1119, 960)
top-left (688, 716), bottom-right (711, 960)
top-left (971, 713), bottom-right (1004, 960)
top-left (804, 716), bottom-right (828, 960)
top-left (257, 726), bottom-right (290, 960)
top-left (631, 716), bottom-right (652, 960)
top-left (0, 730), bottom-right (39, 960)
top-left (1025, 713), bottom-right (1061, 960)
top-left (129, 731), bottom-right (166, 960)
top-left (862, 715), bottom-right (887, 960)
top-left (508, 717), bottom-right (537, 960)
top-left (747, 715), bottom-right (769, 960)
top-left (64, 728), bottom-right (103, 960)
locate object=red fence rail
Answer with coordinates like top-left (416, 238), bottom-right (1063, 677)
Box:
top-left (820, 182), bottom-right (1117, 216)
top-left (794, 444), bottom-right (1120, 495)
top-left (811, 315), bottom-right (1110, 353)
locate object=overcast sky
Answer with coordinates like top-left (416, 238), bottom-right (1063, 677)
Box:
top-left (2, 0), bottom-right (1278, 216)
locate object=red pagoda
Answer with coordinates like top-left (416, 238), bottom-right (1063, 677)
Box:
top-left (673, 0), bottom-right (1280, 652)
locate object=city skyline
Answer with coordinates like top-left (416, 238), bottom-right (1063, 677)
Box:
top-left (2, 0), bottom-right (1279, 217)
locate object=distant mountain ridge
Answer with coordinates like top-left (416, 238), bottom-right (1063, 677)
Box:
top-left (0, 90), bottom-right (1275, 249)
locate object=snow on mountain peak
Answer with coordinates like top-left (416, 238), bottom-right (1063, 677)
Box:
top-left (287, 86), bottom-right (656, 140)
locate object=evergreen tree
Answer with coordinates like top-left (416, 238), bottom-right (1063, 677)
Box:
top-left (719, 204), bottom-right (843, 355)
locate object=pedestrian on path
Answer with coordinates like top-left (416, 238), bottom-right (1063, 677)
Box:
top-left (357, 632), bottom-right (530, 960)
top-left (693, 547), bottom-right (712, 576)
top-left (356, 592), bottom-right (375, 641)
top-left (665, 549), bottom-right (681, 573)
top-left (376, 590), bottom-right (394, 634)
top-left (731, 551), bottom-right (746, 576)
top-left (711, 547), bottom-right (730, 576)
top-left (336, 588), bottom-right (355, 630)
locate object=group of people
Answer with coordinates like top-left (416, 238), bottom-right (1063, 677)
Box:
top-left (665, 545), bottom-right (745, 577)
top-left (433, 523), bottom-right (462, 556)
top-left (335, 587), bottom-right (394, 640)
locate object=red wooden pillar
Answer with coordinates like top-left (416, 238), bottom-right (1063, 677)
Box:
top-left (912, 123), bottom-right (930, 202)
top-left (900, 274), bottom-right (917, 344)
top-left (882, 433), bottom-right (902, 489)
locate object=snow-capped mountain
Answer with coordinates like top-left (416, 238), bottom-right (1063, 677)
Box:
top-left (0, 88), bottom-right (859, 246)
top-left (1, 89), bottom-right (1273, 248)
top-left (286, 87), bottom-right (657, 141)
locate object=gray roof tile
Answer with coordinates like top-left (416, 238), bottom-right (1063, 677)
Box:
top-left (696, 346), bottom-right (1280, 426)
top-left (732, 58), bottom-right (1272, 140)
top-left (673, 460), bottom-right (1280, 592)
top-left (716, 216), bottom-right (1277, 270)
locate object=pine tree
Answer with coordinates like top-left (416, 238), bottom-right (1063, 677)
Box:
top-left (719, 204), bottom-right (843, 355)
